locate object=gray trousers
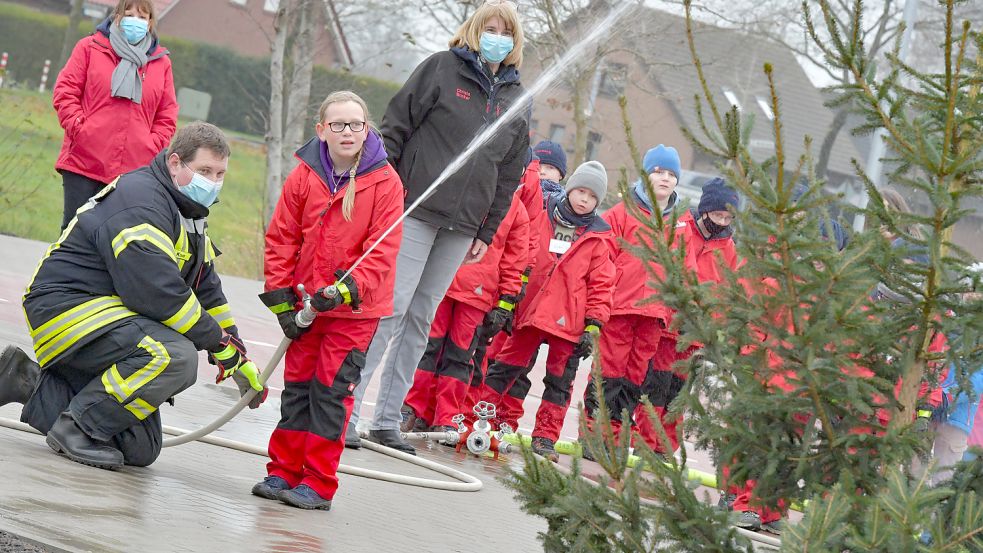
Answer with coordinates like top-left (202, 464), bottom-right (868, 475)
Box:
top-left (352, 217), bottom-right (473, 431)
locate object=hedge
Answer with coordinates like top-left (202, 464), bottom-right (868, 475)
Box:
top-left (0, 2), bottom-right (401, 136)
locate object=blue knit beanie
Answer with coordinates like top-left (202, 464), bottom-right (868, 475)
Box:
top-left (698, 177), bottom-right (739, 214)
top-left (533, 140), bottom-right (567, 179)
top-left (642, 144), bottom-right (681, 179)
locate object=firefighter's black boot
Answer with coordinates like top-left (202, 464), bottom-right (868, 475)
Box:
top-left (0, 346), bottom-right (40, 407)
top-left (46, 411), bottom-right (124, 470)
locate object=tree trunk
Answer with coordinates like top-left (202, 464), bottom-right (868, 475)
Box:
top-left (264, 0), bottom-right (292, 225)
top-left (58, 0), bottom-right (85, 71)
top-left (281, 0), bottom-right (315, 177)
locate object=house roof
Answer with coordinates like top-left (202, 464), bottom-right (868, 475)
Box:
top-left (624, 7), bottom-right (862, 178)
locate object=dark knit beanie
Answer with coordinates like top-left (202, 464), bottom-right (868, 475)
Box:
top-left (533, 140), bottom-right (568, 178)
top-left (698, 177), bottom-right (739, 214)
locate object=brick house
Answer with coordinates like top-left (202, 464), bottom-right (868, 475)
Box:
top-left (523, 6), bottom-right (863, 207)
top-left (80, 0), bottom-right (349, 65)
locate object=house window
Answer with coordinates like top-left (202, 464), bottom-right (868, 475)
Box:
top-left (598, 63), bottom-right (627, 97)
top-left (264, 0), bottom-right (279, 12)
top-left (230, 0), bottom-right (247, 5)
top-left (549, 124), bottom-right (566, 144)
top-left (529, 118), bottom-right (539, 136)
top-left (586, 131), bottom-right (602, 161)
top-left (722, 86), bottom-right (741, 110)
top-left (755, 95), bottom-right (774, 120)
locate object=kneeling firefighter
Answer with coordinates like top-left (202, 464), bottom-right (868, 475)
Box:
top-left (0, 122), bottom-right (266, 470)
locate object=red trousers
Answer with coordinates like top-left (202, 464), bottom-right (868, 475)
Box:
top-left (633, 332), bottom-right (689, 453)
top-left (583, 314), bottom-right (664, 434)
top-left (266, 316), bottom-right (378, 500)
top-left (477, 326), bottom-right (577, 442)
top-left (471, 331), bottom-right (534, 430)
top-left (403, 298), bottom-right (485, 427)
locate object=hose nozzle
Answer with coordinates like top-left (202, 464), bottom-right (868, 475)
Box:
top-left (295, 284), bottom-right (318, 328)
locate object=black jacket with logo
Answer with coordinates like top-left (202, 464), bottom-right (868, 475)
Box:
top-left (380, 47), bottom-right (530, 244)
top-left (23, 153), bottom-right (237, 368)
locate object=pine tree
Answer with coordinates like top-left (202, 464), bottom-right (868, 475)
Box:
top-left (503, 0), bottom-right (983, 550)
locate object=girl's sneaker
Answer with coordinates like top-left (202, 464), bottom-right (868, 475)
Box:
top-left (278, 484), bottom-right (332, 510)
top-left (251, 476), bottom-right (290, 500)
top-left (531, 437), bottom-right (559, 462)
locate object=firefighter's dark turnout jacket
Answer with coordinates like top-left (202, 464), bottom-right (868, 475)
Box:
top-left (23, 152), bottom-right (236, 381)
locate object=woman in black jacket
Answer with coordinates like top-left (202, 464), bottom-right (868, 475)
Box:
top-left (350, 0), bottom-right (530, 453)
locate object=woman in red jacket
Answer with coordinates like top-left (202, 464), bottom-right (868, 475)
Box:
top-left (53, 0), bottom-right (178, 230)
top-left (476, 161), bottom-right (616, 461)
top-left (253, 91), bottom-right (404, 511)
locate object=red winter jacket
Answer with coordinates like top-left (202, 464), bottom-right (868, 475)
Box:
top-left (53, 27), bottom-right (178, 184)
top-left (604, 200), bottom-right (687, 323)
top-left (518, 196), bottom-right (616, 342)
top-left (680, 209), bottom-right (739, 283)
top-left (446, 195), bottom-right (529, 312)
top-left (264, 137), bottom-right (404, 320)
top-left (516, 159), bottom-right (545, 271)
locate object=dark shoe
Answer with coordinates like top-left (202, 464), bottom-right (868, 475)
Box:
top-left (344, 421), bottom-right (361, 450)
top-left (252, 475), bottom-right (290, 500)
top-left (399, 404), bottom-right (417, 433)
top-left (531, 437), bottom-right (559, 462)
top-left (579, 438), bottom-right (596, 462)
top-left (716, 493), bottom-right (737, 511)
top-left (368, 429), bottom-right (416, 455)
top-left (45, 412), bottom-right (124, 470)
top-left (0, 346), bottom-right (40, 407)
top-left (277, 484), bottom-right (331, 510)
top-left (761, 518), bottom-right (784, 535)
top-left (736, 511), bottom-right (762, 530)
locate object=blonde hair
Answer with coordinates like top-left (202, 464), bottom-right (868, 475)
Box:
top-left (880, 187), bottom-right (924, 240)
top-left (317, 91), bottom-right (373, 222)
top-left (113, 0), bottom-right (157, 34)
top-left (449, 1), bottom-right (524, 68)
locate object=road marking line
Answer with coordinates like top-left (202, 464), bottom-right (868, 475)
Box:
top-left (0, 298), bottom-right (9, 303)
top-left (244, 339), bottom-right (278, 348)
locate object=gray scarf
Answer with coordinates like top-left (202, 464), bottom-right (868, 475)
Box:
top-left (109, 23), bottom-right (152, 104)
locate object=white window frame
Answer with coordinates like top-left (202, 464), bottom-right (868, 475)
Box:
top-left (722, 86), bottom-right (742, 111)
top-left (756, 95), bottom-right (775, 120)
top-left (264, 0), bottom-right (279, 12)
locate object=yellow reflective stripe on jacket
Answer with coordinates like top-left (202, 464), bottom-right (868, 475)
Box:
top-left (31, 296), bottom-right (138, 367)
top-left (24, 178), bottom-right (120, 297)
top-left (101, 336), bottom-right (170, 416)
top-left (204, 236), bottom-right (218, 263)
top-left (111, 223), bottom-right (177, 264)
top-left (175, 226), bottom-right (191, 270)
top-left (206, 304), bottom-right (235, 329)
top-left (162, 294), bottom-right (202, 334)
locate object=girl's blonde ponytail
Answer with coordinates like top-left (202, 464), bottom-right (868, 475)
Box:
top-left (342, 148), bottom-right (362, 222)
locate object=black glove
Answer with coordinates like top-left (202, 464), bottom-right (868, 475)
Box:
top-left (573, 319), bottom-right (602, 359)
top-left (259, 287), bottom-right (309, 340)
top-left (516, 266), bottom-right (532, 304)
top-left (482, 294), bottom-right (517, 337)
top-left (312, 269), bottom-right (360, 312)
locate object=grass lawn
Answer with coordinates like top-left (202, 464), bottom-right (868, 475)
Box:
top-left (0, 88), bottom-right (268, 279)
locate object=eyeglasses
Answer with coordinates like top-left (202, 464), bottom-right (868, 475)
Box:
top-left (325, 121), bottom-right (366, 133)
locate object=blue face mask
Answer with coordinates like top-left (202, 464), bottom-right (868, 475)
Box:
top-left (479, 32), bottom-right (514, 64)
top-left (119, 16), bottom-right (149, 44)
top-left (178, 165), bottom-right (223, 207)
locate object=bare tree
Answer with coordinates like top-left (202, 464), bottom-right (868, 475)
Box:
top-left (58, 0), bottom-right (85, 71)
top-left (265, 0), bottom-right (293, 224)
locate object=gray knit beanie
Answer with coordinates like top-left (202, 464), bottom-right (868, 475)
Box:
top-left (565, 161), bottom-right (608, 204)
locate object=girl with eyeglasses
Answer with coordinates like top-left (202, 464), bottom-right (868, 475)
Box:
top-left (253, 91), bottom-right (405, 511)
top-left (349, 0), bottom-right (530, 454)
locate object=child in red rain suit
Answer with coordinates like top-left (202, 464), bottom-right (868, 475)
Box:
top-left (469, 152), bottom-right (549, 426)
top-left (476, 161), bottom-right (616, 461)
top-left (401, 194), bottom-right (529, 432)
top-left (633, 178), bottom-right (740, 455)
top-left (253, 91), bottom-right (404, 511)
top-left (580, 145), bottom-right (685, 450)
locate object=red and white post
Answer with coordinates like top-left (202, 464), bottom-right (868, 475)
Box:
top-left (0, 52), bottom-right (8, 89)
top-left (38, 59), bottom-right (51, 93)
